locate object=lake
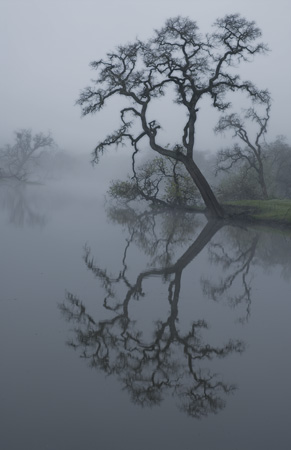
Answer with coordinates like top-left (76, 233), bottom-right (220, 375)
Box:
top-left (1, 173), bottom-right (290, 450)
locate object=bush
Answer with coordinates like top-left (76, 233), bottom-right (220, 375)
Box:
top-left (108, 156), bottom-right (200, 208)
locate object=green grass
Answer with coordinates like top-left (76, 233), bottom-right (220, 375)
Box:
top-left (223, 199), bottom-right (291, 226)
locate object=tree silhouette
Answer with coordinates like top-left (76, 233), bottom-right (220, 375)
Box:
top-left (77, 14), bottom-right (269, 218)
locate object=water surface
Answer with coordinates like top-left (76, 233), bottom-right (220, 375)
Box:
top-left (1, 178), bottom-right (290, 450)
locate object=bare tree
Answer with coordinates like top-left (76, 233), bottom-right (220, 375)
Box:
top-left (0, 129), bottom-right (54, 182)
top-left (77, 14), bottom-right (269, 218)
top-left (215, 98), bottom-right (271, 199)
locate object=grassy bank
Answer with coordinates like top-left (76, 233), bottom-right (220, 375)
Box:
top-left (223, 199), bottom-right (291, 227)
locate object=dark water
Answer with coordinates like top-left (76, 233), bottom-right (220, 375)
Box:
top-left (1, 179), bottom-right (291, 450)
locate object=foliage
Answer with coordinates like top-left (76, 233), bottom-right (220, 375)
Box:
top-left (109, 179), bottom-right (139, 202)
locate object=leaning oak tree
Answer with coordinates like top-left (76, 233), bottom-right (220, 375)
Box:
top-left (77, 14), bottom-right (269, 218)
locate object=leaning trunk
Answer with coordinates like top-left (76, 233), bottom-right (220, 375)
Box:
top-left (181, 156), bottom-right (225, 219)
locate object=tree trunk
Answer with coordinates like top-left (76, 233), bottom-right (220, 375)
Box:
top-left (258, 169), bottom-right (269, 200)
top-left (180, 155), bottom-right (225, 219)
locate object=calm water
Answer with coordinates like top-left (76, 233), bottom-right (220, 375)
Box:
top-left (1, 177), bottom-right (291, 450)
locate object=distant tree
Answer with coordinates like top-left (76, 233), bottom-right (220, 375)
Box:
top-left (0, 129), bottom-right (54, 182)
top-left (77, 14), bottom-right (269, 218)
top-left (215, 120), bottom-right (291, 202)
top-left (215, 98), bottom-right (271, 199)
top-left (215, 167), bottom-right (262, 201)
top-left (265, 136), bottom-right (291, 198)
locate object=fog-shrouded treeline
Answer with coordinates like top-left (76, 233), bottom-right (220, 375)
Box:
top-left (214, 136), bottom-right (291, 201)
top-left (1, 128), bottom-right (290, 207)
top-left (0, 128), bottom-right (133, 190)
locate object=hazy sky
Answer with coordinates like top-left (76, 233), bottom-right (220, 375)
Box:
top-left (1, 0), bottom-right (291, 157)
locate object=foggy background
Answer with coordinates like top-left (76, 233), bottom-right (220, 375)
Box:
top-left (1, 0), bottom-right (291, 181)
top-left (1, 4), bottom-right (291, 448)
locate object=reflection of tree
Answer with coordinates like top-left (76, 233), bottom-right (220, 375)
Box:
top-left (255, 231), bottom-right (291, 281)
top-left (202, 227), bottom-right (259, 323)
top-left (60, 212), bottom-right (245, 418)
top-left (201, 224), bottom-right (291, 323)
top-left (0, 183), bottom-right (48, 228)
top-left (106, 206), bottom-right (202, 268)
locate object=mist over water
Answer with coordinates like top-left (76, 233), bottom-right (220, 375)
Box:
top-left (1, 1), bottom-right (291, 448)
top-left (1, 163), bottom-right (291, 450)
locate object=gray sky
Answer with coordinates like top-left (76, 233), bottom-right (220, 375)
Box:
top-left (1, 0), bottom-right (291, 157)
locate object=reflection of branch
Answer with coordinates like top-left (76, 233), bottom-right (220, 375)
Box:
top-left (202, 229), bottom-right (259, 322)
top-left (106, 206), bottom-right (201, 268)
top-left (60, 216), bottom-right (245, 418)
top-left (0, 184), bottom-right (48, 228)
top-left (60, 288), bottom-right (243, 417)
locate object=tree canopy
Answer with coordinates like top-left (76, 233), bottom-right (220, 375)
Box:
top-left (77, 14), bottom-right (269, 218)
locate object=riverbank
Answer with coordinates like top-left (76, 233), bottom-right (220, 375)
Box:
top-left (223, 199), bottom-right (291, 228)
